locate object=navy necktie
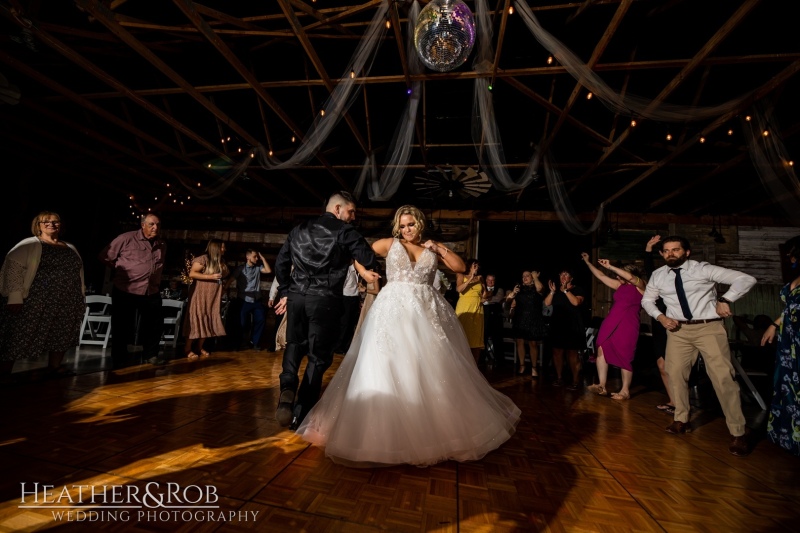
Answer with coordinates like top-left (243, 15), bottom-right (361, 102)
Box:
top-left (672, 268), bottom-right (693, 320)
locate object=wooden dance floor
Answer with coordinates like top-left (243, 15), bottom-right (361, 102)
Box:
top-left (1, 348), bottom-right (799, 532)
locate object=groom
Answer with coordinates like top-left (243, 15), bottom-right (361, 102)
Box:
top-left (273, 191), bottom-right (379, 429)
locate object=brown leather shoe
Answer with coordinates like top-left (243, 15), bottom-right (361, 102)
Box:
top-left (665, 421), bottom-right (692, 434)
top-left (729, 429), bottom-right (752, 457)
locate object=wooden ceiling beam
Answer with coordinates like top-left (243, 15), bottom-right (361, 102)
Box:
top-left (56, 53), bottom-right (800, 101)
top-left (287, 0), bottom-right (355, 36)
top-left (601, 60), bottom-right (800, 207)
top-left (1, 112), bottom-right (163, 189)
top-left (0, 49), bottom-right (212, 179)
top-left (388, 0), bottom-right (427, 169)
top-left (169, 0), bottom-right (346, 191)
top-left (276, 0), bottom-right (370, 158)
top-left (572, 0), bottom-right (762, 191)
top-left (669, 121), bottom-right (800, 212)
top-left (13, 98), bottom-right (259, 205)
top-left (538, 0), bottom-right (632, 155)
top-left (503, 76), bottom-right (646, 163)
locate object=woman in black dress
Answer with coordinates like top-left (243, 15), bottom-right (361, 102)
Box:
top-left (544, 269), bottom-right (586, 389)
top-left (506, 270), bottom-right (546, 376)
top-left (0, 211), bottom-right (85, 381)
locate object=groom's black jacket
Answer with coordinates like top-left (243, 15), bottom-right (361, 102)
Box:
top-left (275, 212), bottom-right (376, 299)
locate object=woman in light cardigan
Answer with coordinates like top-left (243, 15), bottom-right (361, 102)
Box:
top-left (0, 211), bottom-right (85, 380)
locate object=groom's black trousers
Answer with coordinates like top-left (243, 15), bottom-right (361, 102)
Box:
top-left (279, 293), bottom-right (343, 424)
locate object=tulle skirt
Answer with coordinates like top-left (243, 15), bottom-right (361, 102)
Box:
top-left (296, 280), bottom-right (521, 467)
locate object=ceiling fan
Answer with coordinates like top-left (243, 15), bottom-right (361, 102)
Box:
top-left (413, 165), bottom-right (491, 200)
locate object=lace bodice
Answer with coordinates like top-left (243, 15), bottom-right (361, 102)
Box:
top-left (385, 239), bottom-right (437, 286)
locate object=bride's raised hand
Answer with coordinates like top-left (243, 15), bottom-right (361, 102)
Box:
top-left (422, 240), bottom-right (439, 253)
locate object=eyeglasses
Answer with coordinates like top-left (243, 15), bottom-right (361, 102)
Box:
top-left (40, 221), bottom-right (61, 226)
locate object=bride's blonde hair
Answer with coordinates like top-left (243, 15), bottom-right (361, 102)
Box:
top-left (391, 205), bottom-right (426, 240)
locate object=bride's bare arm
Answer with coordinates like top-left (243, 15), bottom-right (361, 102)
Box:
top-left (371, 238), bottom-right (393, 258)
top-left (423, 240), bottom-right (465, 273)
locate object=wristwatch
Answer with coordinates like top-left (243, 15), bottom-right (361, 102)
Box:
top-left (717, 296), bottom-right (731, 304)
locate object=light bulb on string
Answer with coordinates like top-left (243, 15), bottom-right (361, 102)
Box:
top-left (630, 120), bottom-right (637, 127)
top-left (238, 147), bottom-right (242, 153)
top-left (728, 129), bottom-right (734, 136)
top-left (350, 70), bottom-right (355, 79)
top-left (762, 130), bottom-right (769, 137)
top-left (268, 150), bottom-right (273, 157)
top-left (221, 138), bottom-right (225, 143)
top-left (666, 133), bottom-right (672, 141)
top-left (385, 20), bottom-right (390, 29)
top-left (789, 161), bottom-right (794, 166)
top-left (197, 182), bottom-right (201, 187)
top-left (745, 115), bottom-right (751, 121)
top-left (699, 136), bottom-right (706, 143)
top-left (291, 136), bottom-right (296, 143)
top-left (487, 84), bottom-right (492, 91)
top-left (508, 6), bottom-right (514, 14)
top-left (320, 109), bottom-right (325, 116)
top-left (227, 137), bottom-right (231, 141)
top-left (546, 56), bottom-right (553, 65)
top-left (586, 92), bottom-right (592, 100)
top-left (250, 153), bottom-right (255, 158)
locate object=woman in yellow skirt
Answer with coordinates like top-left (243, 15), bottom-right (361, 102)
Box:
top-left (455, 259), bottom-right (488, 363)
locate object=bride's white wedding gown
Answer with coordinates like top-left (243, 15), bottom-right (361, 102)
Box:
top-left (296, 239), bottom-right (521, 467)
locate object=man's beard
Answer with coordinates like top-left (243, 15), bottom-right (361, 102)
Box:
top-left (665, 256), bottom-right (687, 267)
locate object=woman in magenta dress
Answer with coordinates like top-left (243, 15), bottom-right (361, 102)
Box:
top-left (581, 253), bottom-right (645, 400)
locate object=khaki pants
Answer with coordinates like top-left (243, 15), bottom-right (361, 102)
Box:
top-left (665, 321), bottom-right (746, 436)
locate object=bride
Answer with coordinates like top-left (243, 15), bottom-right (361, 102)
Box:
top-left (296, 205), bottom-right (521, 467)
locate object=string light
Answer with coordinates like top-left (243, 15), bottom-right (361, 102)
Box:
top-left (237, 147), bottom-right (242, 153)
top-left (762, 130), bottom-right (769, 137)
top-left (226, 136), bottom-right (231, 141)
top-left (546, 56), bottom-right (553, 65)
top-left (699, 136), bottom-right (706, 143)
top-left (268, 150), bottom-right (273, 157)
top-left (196, 182), bottom-right (201, 187)
top-left (221, 138), bottom-right (225, 143)
top-left (250, 153), bottom-right (255, 158)
top-left (586, 92), bottom-right (593, 100)
top-left (745, 115), bottom-right (751, 121)
top-left (666, 133), bottom-right (672, 141)
top-left (487, 84), bottom-right (492, 91)
top-left (208, 164), bottom-right (212, 168)
top-left (320, 109), bottom-right (325, 116)
top-left (385, 20), bottom-right (390, 29)
top-left (630, 120), bottom-right (637, 127)
top-left (350, 70), bottom-right (355, 79)
top-left (789, 161), bottom-right (794, 166)
top-left (728, 129), bottom-right (734, 136)
top-left (291, 136), bottom-right (296, 143)
top-left (406, 88), bottom-right (412, 95)
top-left (508, 6), bottom-right (514, 14)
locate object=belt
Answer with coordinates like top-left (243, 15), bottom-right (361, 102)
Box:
top-left (676, 318), bottom-right (723, 325)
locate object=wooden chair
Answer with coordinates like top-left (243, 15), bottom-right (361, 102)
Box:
top-left (79, 295), bottom-right (113, 348)
top-left (160, 299), bottom-right (185, 349)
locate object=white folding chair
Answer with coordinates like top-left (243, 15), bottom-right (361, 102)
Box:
top-left (161, 299), bottom-right (185, 349)
top-left (79, 295), bottom-right (113, 348)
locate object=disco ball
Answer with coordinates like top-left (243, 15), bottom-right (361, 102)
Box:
top-left (414, 0), bottom-right (476, 73)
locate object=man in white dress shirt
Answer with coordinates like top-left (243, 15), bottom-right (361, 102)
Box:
top-left (641, 236), bottom-right (757, 456)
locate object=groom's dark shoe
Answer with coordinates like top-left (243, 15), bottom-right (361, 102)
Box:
top-left (276, 390), bottom-right (295, 427)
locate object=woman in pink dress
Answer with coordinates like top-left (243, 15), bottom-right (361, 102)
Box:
top-left (581, 253), bottom-right (646, 400)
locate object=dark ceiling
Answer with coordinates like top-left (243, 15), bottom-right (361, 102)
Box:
top-left (1, 0), bottom-right (799, 222)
